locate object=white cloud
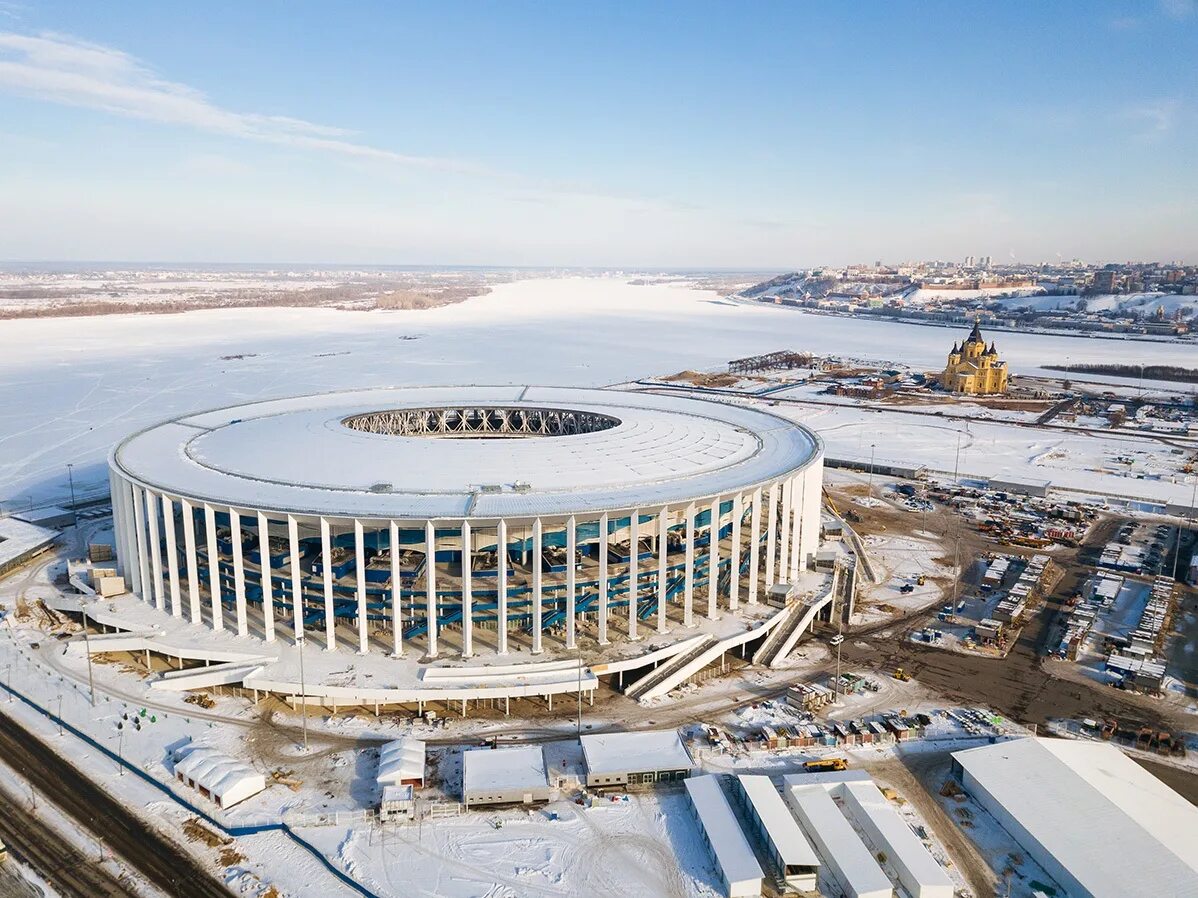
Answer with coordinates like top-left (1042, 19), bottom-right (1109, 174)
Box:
top-left (1121, 98), bottom-right (1181, 139)
top-left (1160, 0), bottom-right (1195, 20)
top-left (0, 31), bottom-right (489, 174)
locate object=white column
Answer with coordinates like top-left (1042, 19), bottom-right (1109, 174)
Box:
top-left (109, 471), bottom-right (129, 582)
top-left (258, 512), bottom-right (276, 643)
top-left (320, 517), bottom-right (335, 651)
top-left (287, 515), bottom-right (304, 644)
top-left (390, 520), bottom-right (402, 657)
top-left (161, 495), bottom-right (182, 618)
top-left (497, 519), bottom-right (509, 654)
top-left (778, 479), bottom-right (792, 585)
top-left (203, 504), bottom-right (223, 631)
top-left (425, 521), bottom-right (438, 658)
top-left (789, 474), bottom-right (804, 580)
top-left (765, 483), bottom-right (779, 588)
top-left (802, 466), bottom-right (821, 572)
top-left (117, 480), bottom-right (139, 594)
top-left (683, 503), bottom-right (695, 627)
top-left (131, 484), bottom-right (150, 602)
top-left (230, 509), bottom-right (248, 637)
top-left (656, 508), bottom-right (668, 633)
top-left (748, 488), bottom-right (762, 605)
top-left (531, 518), bottom-right (543, 654)
top-left (707, 498), bottom-right (719, 619)
top-left (354, 519), bottom-right (367, 654)
top-left (460, 520), bottom-right (473, 658)
top-left (565, 516), bottom-right (577, 649)
top-left (181, 499), bottom-right (201, 623)
top-left (729, 494), bottom-right (742, 611)
top-left (146, 491), bottom-right (164, 611)
top-left (628, 509), bottom-right (640, 640)
top-left (597, 512), bottom-right (609, 645)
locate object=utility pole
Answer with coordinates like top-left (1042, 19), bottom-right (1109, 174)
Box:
top-left (57, 693), bottom-right (63, 736)
top-left (576, 644), bottom-right (583, 738)
top-left (66, 463), bottom-right (78, 527)
top-left (830, 634), bottom-right (844, 698)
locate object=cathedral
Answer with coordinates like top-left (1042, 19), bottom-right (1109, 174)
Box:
top-left (940, 321), bottom-right (1008, 394)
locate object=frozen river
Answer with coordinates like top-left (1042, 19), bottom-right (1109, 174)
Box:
top-left (0, 276), bottom-right (1194, 507)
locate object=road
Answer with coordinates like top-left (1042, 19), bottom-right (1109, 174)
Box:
top-left (0, 709), bottom-right (234, 898)
top-left (0, 779), bottom-right (134, 898)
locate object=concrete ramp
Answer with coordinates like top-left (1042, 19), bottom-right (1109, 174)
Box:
top-left (151, 662), bottom-right (266, 691)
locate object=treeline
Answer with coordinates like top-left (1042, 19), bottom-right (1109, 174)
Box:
top-left (1045, 363), bottom-right (1198, 384)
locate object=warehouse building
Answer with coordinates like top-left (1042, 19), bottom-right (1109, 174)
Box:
top-left (684, 775), bottom-right (763, 898)
top-left (461, 745), bottom-right (552, 810)
top-left (579, 729), bottom-right (695, 787)
top-left (952, 737), bottom-right (1198, 897)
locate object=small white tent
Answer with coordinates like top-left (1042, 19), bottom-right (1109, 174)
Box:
top-left (377, 737), bottom-right (426, 788)
top-left (174, 746), bottom-right (266, 809)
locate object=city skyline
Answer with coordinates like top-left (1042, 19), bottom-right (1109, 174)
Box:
top-left (1, 1), bottom-right (1196, 266)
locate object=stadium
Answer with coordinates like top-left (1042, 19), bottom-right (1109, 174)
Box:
top-left (106, 386), bottom-right (828, 706)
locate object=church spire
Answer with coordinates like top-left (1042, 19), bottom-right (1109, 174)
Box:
top-left (968, 319), bottom-right (983, 343)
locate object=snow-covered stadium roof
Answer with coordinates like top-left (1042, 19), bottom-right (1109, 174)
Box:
top-left (111, 386), bottom-right (821, 520)
top-left (376, 737), bottom-right (426, 786)
top-left (953, 737), bottom-right (1198, 898)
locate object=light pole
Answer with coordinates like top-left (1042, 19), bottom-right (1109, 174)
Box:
top-left (57, 693), bottom-right (63, 736)
top-left (1173, 477), bottom-right (1197, 584)
top-left (867, 443), bottom-right (877, 499)
top-left (576, 644), bottom-right (583, 738)
top-left (82, 606), bottom-right (96, 706)
top-left (296, 632), bottom-right (308, 753)
top-left (830, 634), bottom-right (844, 699)
top-left (66, 463), bottom-right (78, 528)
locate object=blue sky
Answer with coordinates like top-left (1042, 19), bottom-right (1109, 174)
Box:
top-left (1, 1), bottom-right (1195, 266)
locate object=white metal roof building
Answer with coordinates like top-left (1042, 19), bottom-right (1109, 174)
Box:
top-left (376, 736), bottom-right (426, 787)
top-left (952, 737), bottom-right (1198, 898)
top-left (684, 775), bottom-right (764, 898)
top-left (461, 745), bottom-right (552, 809)
top-left (785, 783), bottom-right (893, 898)
top-left (173, 746), bottom-right (266, 809)
top-left (734, 775), bottom-right (820, 891)
top-left (579, 728), bottom-right (695, 787)
top-left (107, 386), bottom-right (824, 666)
top-left (839, 781), bottom-right (953, 898)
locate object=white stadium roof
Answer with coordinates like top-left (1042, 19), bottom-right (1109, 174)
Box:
top-left (953, 737), bottom-right (1198, 898)
top-left (111, 385), bottom-right (821, 519)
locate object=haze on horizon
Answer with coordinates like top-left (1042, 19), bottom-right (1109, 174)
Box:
top-left (1, 1), bottom-right (1196, 268)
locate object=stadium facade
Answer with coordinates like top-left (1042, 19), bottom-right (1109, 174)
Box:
top-left (107, 386), bottom-right (824, 662)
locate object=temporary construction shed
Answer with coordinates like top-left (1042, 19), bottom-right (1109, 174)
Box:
top-left (684, 775), bottom-right (763, 898)
top-left (580, 729), bottom-right (695, 787)
top-left (785, 783), bottom-right (893, 898)
top-left (839, 781), bottom-right (953, 898)
top-left (376, 737), bottom-right (426, 788)
top-left (461, 745), bottom-right (551, 810)
top-left (174, 746), bottom-right (266, 809)
top-left (734, 775), bottom-right (820, 892)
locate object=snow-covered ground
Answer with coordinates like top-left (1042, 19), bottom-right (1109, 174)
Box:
top-left (2, 276), bottom-right (1198, 511)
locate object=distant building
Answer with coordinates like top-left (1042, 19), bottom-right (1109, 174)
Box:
top-left (939, 321), bottom-right (1009, 394)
